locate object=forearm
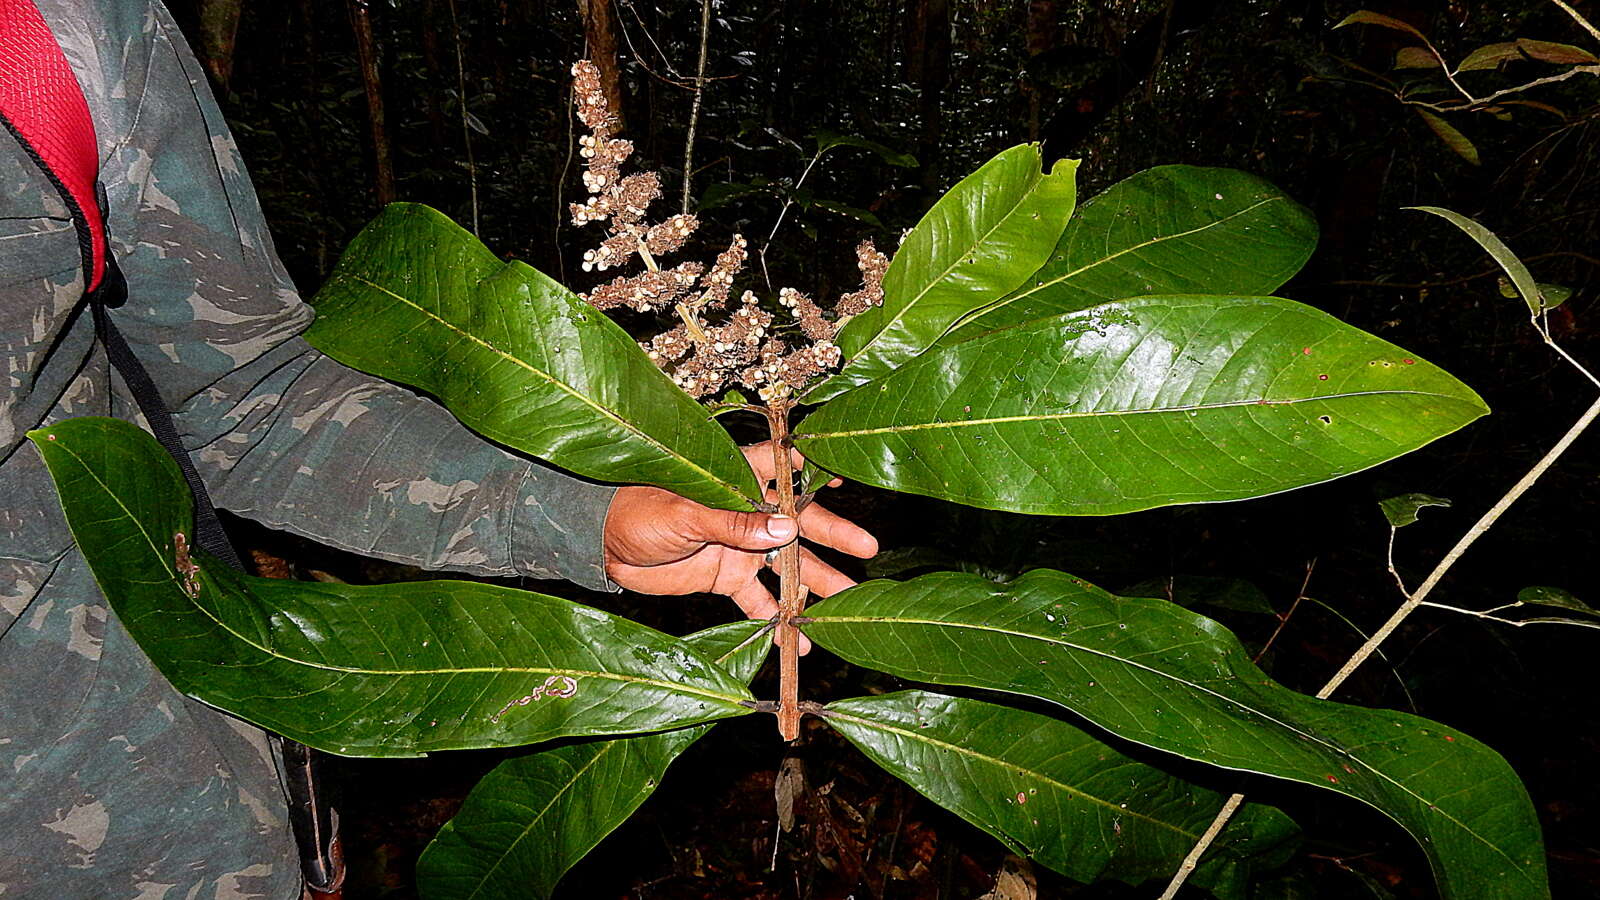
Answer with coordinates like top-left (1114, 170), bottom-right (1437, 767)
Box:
top-left (175, 337), bottom-right (617, 589)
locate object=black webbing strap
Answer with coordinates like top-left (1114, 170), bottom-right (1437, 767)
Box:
top-left (87, 252), bottom-right (245, 572)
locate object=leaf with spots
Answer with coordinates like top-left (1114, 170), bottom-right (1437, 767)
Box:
top-left (806, 570), bottom-right (1548, 899)
top-left (29, 417), bottom-right (753, 758)
top-left (825, 690), bottom-right (1299, 897)
top-left (306, 202), bottom-right (760, 510)
top-left (416, 621), bottom-right (771, 900)
top-left (795, 295), bottom-right (1487, 516)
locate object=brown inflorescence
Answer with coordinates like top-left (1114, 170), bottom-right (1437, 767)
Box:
top-left (568, 60), bottom-right (884, 403)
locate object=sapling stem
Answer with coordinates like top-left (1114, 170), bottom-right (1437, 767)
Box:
top-left (765, 400), bottom-right (805, 740)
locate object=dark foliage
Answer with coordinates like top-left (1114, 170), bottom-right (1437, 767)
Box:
top-left (179, 0), bottom-right (1596, 896)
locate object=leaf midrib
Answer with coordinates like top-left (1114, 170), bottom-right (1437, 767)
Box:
top-left (797, 389), bottom-right (1471, 440)
top-left (825, 707), bottom-right (1214, 840)
top-left (342, 273), bottom-right (755, 507)
top-left (949, 197), bottom-right (1281, 335)
top-left (810, 611), bottom-right (1529, 877)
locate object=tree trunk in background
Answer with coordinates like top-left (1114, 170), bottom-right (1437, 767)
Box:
top-left (576, 0), bottom-right (624, 132)
top-left (1024, 0), bottom-right (1057, 143)
top-left (903, 0), bottom-right (950, 193)
top-left (197, 0), bottom-right (243, 93)
top-left (348, 0), bottom-right (396, 206)
top-left (420, 0), bottom-right (448, 150)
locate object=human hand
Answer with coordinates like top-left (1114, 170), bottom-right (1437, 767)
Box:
top-left (602, 443), bottom-right (878, 653)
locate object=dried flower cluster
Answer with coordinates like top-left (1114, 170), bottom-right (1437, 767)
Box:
top-left (569, 60), bottom-right (886, 402)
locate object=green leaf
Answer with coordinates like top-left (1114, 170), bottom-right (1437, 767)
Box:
top-left (306, 203), bottom-right (761, 510)
top-left (811, 198), bottom-right (885, 227)
top-left (794, 295), bottom-right (1488, 516)
top-left (1458, 40), bottom-right (1598, 71)
top-left (1336, 11), bottom-right (1430, 43)
top-left (29, 417), bottom-right (753, 758)
top-left (1395, 46), bottom-right (1442, 68)
top-left (1415, 110), bottom-right (1481, 166)
top-left (825, 690), bottom-right (1298, 896)
top-left (806, 145), bottom-right (1079, 402)
top-left (700, 181), bottom-right (774, 211)
top-left (416, 622), bottom-right (769, 900)
top-left (1380, 493), bottom-right (1452, 527)
top-left (1121, 576), bottom-right (1277, 615)
top-left (1408, 207), bottom-right (1541, 317)
top-left (805, 570), bottom-right (1549, 899)
top-left (1515, 586), bottom-right (1593, 616)
top-left (1536, 283), bottom-right (1571, 310)
top-left (938, 165), bottom-right (1318, 343)
top-left (812, 128), bottom-right (919, 168)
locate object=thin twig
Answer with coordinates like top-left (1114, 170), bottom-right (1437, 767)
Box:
top-left (1552, 0), bottom-right (1600, 44)
top-left (444, 0), bottom-right (478, 235)
top-left (759, 150), bottom-right (825, 291)
top-left (1402, 64), bottom-right (1600, 114)
top-left (681, 0), bottom-right (712, 214)
top-left (1253, 559), bottom-right (1317, 664)
top-left (1156, 793), bottom-right (1247, 900)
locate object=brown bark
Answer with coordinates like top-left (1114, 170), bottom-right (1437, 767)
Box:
top-left (576, 0), bottom-right (625, 132)
top-left (420, 0), bottom-right (448, 150)
top-left (197, 0), bottom-right (243, 93)
top-left (348, 0), bottom-right (396, 206)
top-left (903, 0), bottom-right (950, 192)
top-left (1024, 0), bottom-right (1057, 142)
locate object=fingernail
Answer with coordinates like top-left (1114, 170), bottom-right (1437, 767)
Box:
top-left (764, 514), bottom-right (797, 540)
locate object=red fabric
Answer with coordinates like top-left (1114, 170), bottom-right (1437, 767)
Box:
top-left (0, 0), bottom-right (106, 290)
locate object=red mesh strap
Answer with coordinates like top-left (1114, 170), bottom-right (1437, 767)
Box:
top-left (0, 0), bottom-right (106, 291)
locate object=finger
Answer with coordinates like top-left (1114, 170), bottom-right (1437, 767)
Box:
top-left (798, 502), bottom-right (879, 558)
top-left (730, 580), bottom-right (779, 621)
top-left (729, 582), bottom-right (812, 654)
top-left (796, 547), bottom-right (856, 598)
top-left (741, 441), bottom-right (781, 484)
top-left (682, 505), bottom-right (798, 551)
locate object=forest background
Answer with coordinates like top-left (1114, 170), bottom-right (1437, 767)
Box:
top-left (157, 0), bottom-right (1598, 897)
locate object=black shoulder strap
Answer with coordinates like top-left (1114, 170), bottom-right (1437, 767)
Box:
top-left (87, 250), bottom-right (245, 571)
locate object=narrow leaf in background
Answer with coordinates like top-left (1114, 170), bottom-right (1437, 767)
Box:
top-left (826, 690), bottom-right (1298, 897)
top-left (796, 295), bottom-right (1488, 516)
top-left (806, 570), bottom-right (1548, 899)
top-left (29, 417), bottom-right (753, 758)
top-left (306, 202), bottom-right (762, 509)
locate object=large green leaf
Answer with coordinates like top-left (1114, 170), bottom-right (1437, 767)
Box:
top-left (306, 202), bottom-right (761, 510)
top-left (939, 165), bottom-right (1319, 344)
top-left (806, 571), bottom-right (1548, 899)
top-left (794, 295), bottom-right (1488, 515)
top-left (29, 417), bottom-right (753, 758)
top-left (825, 690), bottom-right (1298, 896)
top-left (804, 145), bottom-right (1078, 402)
top-left (416, 621), bottom-right (771, 900)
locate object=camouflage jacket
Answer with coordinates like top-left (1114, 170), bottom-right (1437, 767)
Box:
top-left (1, 1), bottom-right (616, 897)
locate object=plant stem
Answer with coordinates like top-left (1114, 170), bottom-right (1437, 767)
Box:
top-left (765, 401), bottom-right (804, 740)
top-left (681, 0), bottom-right (711, 214)
top-left (1159, 390), bottom-right (1600, 899)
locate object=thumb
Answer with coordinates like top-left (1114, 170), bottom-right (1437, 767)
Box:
top-left (684, 508), bottom-right (798, 551)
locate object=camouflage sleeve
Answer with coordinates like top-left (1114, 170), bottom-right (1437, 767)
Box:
top-left (85, 0), bottom-right (616, 588)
